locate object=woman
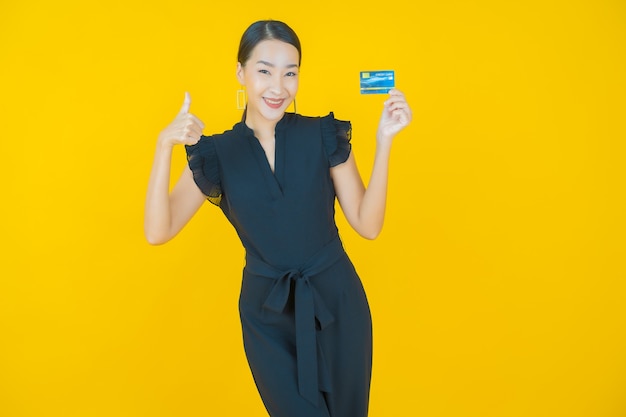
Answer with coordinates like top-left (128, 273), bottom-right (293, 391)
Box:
top-left (144, 20), bottom-right (411, 417)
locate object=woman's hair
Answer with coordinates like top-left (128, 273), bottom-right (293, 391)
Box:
top-left (237, 20), bottom-right (301, 67)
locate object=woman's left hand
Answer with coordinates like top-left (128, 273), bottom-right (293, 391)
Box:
top-left (377, 89), bottom-right (412, 146)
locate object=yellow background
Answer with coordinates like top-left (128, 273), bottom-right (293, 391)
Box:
top-left (1, 1), bottom-right (625, 416)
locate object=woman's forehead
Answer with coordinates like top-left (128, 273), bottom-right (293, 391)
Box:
top-left (249, 40), bottom-right (300, 65)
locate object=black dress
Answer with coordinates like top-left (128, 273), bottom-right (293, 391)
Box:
top-left (185, 112), bottom-right (372, 417)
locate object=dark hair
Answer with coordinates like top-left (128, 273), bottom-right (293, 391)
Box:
top-left (238, 20), bottom-right (302, 67)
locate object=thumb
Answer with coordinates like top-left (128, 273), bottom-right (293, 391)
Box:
top-left (179, 91), bottom-right (191, 114)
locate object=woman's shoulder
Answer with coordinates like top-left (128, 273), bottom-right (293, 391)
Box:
top-left (186, 123), bottom-right (243, 160)
top-left (195, 122), bottom-right (249, 148)
top-left (205, 122), bottom-right (242, 140)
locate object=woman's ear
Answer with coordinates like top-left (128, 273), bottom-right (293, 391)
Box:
top-left (236, 62), bottom-right (245, 85)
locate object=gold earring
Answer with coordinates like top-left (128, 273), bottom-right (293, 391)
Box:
top-left (236, 88), bottom-right (247, 110)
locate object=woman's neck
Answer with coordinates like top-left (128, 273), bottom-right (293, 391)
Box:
top-left (244, 111), bottom-right (282, 138)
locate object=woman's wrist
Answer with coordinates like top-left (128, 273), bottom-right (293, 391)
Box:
top-left (375, 135), bottom-right (394, 152)
top-left (156, 132), bottom-right (177, 151)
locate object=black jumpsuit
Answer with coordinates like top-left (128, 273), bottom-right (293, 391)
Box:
top-left (186, 112), bottom-right (372, 417)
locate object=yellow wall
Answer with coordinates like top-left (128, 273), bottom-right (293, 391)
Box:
top-left (1, 1), bottom-right (625, 416)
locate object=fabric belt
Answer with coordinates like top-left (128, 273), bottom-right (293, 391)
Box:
top-left (244, 236), bottom-right (345, 406)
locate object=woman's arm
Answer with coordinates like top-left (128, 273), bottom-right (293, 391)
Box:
top-left (331, 89), bottom-right (412, 239)
top-left (144, 93), bottom-right (207, 245)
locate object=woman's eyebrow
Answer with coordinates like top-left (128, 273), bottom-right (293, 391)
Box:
top-left (256, 60), bottom-right (299, 68)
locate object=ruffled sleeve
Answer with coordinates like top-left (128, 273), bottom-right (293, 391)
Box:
top-left (321, 112), bottom-right (352, 167)
top-left (185, 137), bottom-right (222, 206)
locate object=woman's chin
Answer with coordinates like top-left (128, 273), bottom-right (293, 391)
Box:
top-left (260, 105), bottom-right (289, 120)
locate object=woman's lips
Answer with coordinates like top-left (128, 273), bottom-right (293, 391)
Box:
top-left (264, 97), bottom-right (285, 109)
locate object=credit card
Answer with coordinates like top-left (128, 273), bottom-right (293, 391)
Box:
top-left (360, 70), bottom-right (395, 94)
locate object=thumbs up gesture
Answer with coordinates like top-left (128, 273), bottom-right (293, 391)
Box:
top-left (158, 92), bottom-right (206, 147)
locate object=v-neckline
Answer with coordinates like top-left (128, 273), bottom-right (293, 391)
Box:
top-left (241, 119), bottom-right (287, 199)
top-left (256, 136), bottom-right (276, 175)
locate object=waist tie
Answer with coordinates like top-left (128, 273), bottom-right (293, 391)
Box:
top-left (244, 236), bottom-right (346, 406)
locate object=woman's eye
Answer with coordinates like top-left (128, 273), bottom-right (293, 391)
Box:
top-left (258, 69), bottom-right (270, 75)
top-left (286, 72), bottom-right (297, 77)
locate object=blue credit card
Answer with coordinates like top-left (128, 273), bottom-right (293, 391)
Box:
top-left (360, 70), bottom-right (395, 94)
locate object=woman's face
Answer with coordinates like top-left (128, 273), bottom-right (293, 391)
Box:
top-left (237, 39), bottom-right (300, 126)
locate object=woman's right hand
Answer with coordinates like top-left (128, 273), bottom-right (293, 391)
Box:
top-left (144, 92), bottom-right (208, 245)
top-left (158, 92), bottom-right (205, 147)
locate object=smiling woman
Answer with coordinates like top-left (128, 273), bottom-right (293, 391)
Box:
top-left (3, 2), bottom-right (626, 417)
top-left (143, 19), bottom-right (412, 417)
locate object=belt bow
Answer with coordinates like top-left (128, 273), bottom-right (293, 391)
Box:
top-left (244, 237), bottom-right (345, 406)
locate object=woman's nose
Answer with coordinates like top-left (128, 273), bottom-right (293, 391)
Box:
top-left (269, 75), bottom-right (283, 93)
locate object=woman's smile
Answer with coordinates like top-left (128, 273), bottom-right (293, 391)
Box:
top-left (263, 97), bottom-right (285, 109)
